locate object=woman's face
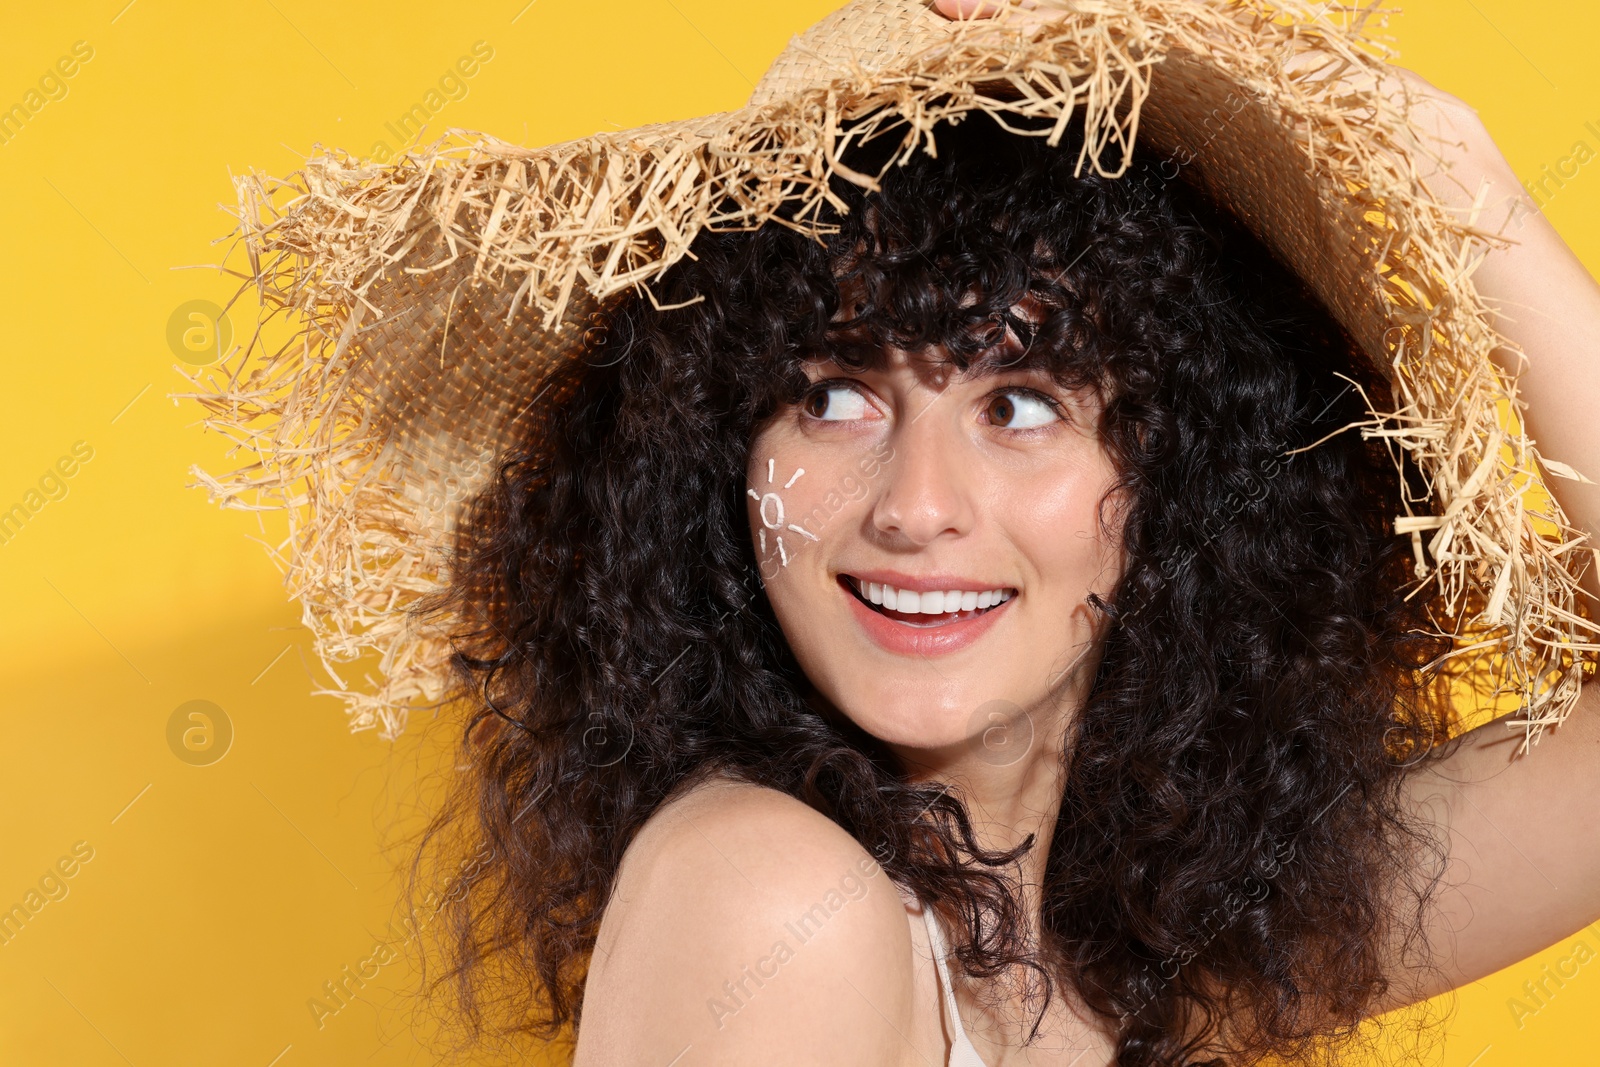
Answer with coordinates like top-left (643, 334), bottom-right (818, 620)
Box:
top-left (746, 334), bottom-right (1128, 760)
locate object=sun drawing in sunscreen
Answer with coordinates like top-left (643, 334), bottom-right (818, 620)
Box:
top-left (748, 457), bottom-right (819, 568)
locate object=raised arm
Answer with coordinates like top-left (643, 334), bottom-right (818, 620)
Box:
top-left (1398, 70), bottom-right (1600, 577)
top-left (1362, 69), bottom-right (1600, 1012)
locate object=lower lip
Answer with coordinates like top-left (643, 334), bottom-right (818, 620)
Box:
top-left (842, 580), bottom-right (1013, 657)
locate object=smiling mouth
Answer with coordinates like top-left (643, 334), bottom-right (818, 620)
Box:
top-left (840, 576), bottom-right (1016, 627)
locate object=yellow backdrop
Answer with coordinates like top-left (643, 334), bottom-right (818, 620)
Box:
top-left (0, 1), bottom-right (1595, 1064)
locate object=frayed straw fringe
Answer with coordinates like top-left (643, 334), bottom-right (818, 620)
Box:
top-left (174, 0), bottom-right (1596, 744)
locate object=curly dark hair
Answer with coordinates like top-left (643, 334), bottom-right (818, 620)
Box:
top-left (409, 109), bottom-right (1461, 1066)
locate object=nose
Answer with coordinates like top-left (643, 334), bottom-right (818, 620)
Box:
top-left (870, 401), bottom-right (976, 546)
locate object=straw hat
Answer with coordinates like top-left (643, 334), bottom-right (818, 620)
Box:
top-left (180, 0), bottom-right (1595, 743)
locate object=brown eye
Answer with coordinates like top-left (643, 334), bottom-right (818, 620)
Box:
top-left (986, 394), bottom-right (1015, 425)
top-left (985, 390), bottom-right (1058, 429)
top-left (802, 384), bottom-right (869, 421)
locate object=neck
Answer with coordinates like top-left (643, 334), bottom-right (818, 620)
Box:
top-left (888, 675), bottom-right (1090, 947)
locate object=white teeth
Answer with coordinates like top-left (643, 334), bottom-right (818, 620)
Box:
top-left (853, 579), bottom-right (1013, 615)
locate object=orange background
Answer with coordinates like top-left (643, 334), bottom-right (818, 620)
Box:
top-left (0, 1), bottom-right (1595, 1064)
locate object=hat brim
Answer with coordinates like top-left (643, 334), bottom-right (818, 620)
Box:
top-left (178, 0), bottom-right (1594, 743)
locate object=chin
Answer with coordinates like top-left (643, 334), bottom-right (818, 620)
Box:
top-left (840, 688), bottom-right (970, 751)
top-left (809, 667), bottom-right (1022, 756)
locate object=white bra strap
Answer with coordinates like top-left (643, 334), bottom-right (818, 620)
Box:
top-left (922, 906), bottom-right (967, 1044)
top-left (921, 905), bottom-right (993, 1067)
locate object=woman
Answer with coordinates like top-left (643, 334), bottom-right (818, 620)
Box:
top-left (429, 16), bottom-right (1597, 1067)
top-left (187, 1), bottom-right (1600, 1064)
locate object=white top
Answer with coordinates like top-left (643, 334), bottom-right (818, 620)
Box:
top-left (920, 903), bottom-right (992, 1067)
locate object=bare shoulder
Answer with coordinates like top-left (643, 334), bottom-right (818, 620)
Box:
top-left (626, 775), bottom-right (893, 898)
top-left (573, 776), bottom-right (920, 1066)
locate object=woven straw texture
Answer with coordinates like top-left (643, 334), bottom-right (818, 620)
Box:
top-left (179, 0), bottom-right (1597, 742)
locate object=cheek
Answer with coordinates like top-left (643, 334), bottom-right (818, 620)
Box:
top-left (744, 424), bottom-right (886, 575)
top-left (999, 451), bottom-right (1126, 594)
top-left (745, 450), bottom-right (815, 574)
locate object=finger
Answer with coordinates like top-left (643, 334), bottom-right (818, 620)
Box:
top-left (933, 0), bottom-right (1047, 24)
top-left (932, 0), bottom-right (1008, 19)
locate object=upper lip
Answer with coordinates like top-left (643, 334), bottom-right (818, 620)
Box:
top-left (840, 569), bottom-right (1017, 592)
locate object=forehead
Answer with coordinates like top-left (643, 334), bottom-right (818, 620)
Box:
top-left (814, 283), bottom-right (1064, 378)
